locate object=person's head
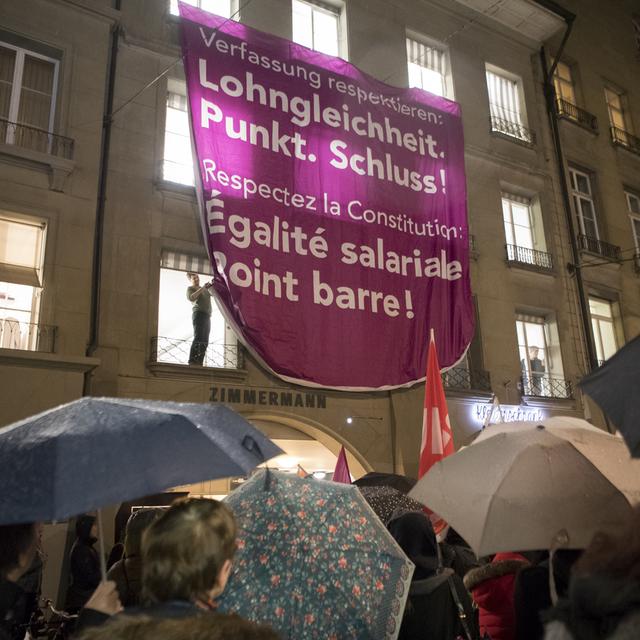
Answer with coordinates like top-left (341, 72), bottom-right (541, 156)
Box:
top-left (76, 612), bottom-right (280, 640)
top-left (573, 506), bottom-right (640, 580)
top-left (141, 498), bottom-right (237, 605)
top-left (187, 272), bottom-right (199, 287)
top-left (123, 508), bottom-right (162, 559)
top-left (528, 346), bottom-right (539, 358)
top-left (76, 514), bottom-right (97, 543)
top-left (0, 522), bottom-right (39, 582)
top-left (387, 512), bottom-right (439, 580)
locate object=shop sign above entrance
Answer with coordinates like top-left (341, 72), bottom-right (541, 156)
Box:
top-left (471, 403), bottom-right (548, 425)
top-left (179, 3), bottom-right (474, 389)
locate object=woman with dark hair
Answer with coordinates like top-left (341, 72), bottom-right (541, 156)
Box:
top-left (544, 508), bottom-right (640, 640)
top-left (107, 509), bottom-right (162, 606)
top-left (66, 515), bottom-right (101, 612)
top-left (388, 512), bottom-right (478, 640)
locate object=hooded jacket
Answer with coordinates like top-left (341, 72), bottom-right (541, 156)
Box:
top-left (464, 552), bottom-right (530, 640)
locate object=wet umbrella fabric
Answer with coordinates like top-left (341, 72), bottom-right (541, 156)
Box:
top-left (353, 472), bottom-right (416, 494)
top-left (358, 486), bottom-right (424, 524)
top-left (219, 470), bottom-right (414, 640)
top-left (580, 335), bottom-right (640, 457)
top-left (0, 397), bottom-right (282, 525)
top-left (409, 418), bottom-right (640, 557)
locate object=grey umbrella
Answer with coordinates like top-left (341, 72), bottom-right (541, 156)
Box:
top-left (0, 397), bottom-right (282, 525)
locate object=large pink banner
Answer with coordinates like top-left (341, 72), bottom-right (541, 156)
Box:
top-left (179, 3), bottom-right (474, 390)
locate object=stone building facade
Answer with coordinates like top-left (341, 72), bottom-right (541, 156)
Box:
top-left (1, 0), bottom-right (639, 482)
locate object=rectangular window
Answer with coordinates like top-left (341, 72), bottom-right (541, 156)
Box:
top-left (292, 0), bottom-right (341, 58)
top-left (589, 297), bottom-right (618, 364)
top-left (163, 79), bottom-right (195, 186)
top-left (485, 66), bottom-right (531, 143)
top-left (0, 40), bottom-right (59, 152)
top-left (516, 314), bottom-right (568, 398)
top-left (553, 61), bottom-right (576, 105)
top-left (502, 193), bottom-right (551, 269)
top-left (626, 191), bottom-right (640, 251)
top-left (170, 0), bottom-right (232, 17)
top-left (406, 37), bottom-right (449, 98)
top-left (156, 251), bottom-right (238, 368)
top-left (0, 214), bottom-right (46, 350)
top-left (569, 168), bottom-right (599, 240)
top-left (605, 87), bottom-right (631, 133)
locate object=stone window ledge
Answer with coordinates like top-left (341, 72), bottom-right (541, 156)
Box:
top-left (0, 143), bottom-right (75, 192)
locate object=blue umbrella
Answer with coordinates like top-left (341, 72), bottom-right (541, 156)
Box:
top-left (219, 470), bottom-right (414, 640)
top-left (0, 397), bottom-right (282, 525)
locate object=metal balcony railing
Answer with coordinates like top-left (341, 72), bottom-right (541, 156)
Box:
top-left (555, 98), bottom-right (598, 132)
top-left (521, 374), bottom-right (573, 399)
top-left (442, 367), bottom-right (492, 392)
top-left (506, 244), bottom-right (554, 270)
top-left (489, 115), bottom-right (536, 145)
top-left (577, 234), bottom-right (621, 260)
top-left (0, 319), bottom-right (56, 353)
top-left (0, 118), bottom-right (74, 160)
top-left (150, 336), bottom-right (244, 369)
top-left (610, 127), bottom-right (640, 156)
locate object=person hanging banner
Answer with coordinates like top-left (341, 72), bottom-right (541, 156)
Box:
top-left (178, 3), bottom-right (474, 389)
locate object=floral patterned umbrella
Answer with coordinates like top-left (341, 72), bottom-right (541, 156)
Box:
top-left (219, 470), bottom-right (414, 640)
top-left (358, 485), bottom-right (425, 525)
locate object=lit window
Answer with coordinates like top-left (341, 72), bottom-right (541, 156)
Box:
top-left (605, 87), bottom-right (630, 133)
top-left (406, 37), bottom-right (448, 98)
top-left (170, 0), bottom-right (232, 17)
top-left (516, 314), bottom-right (568, 398)
top-left (589, 297), bottom-right (618, 364)
top-left (0, 40), bottom-right (59, 153)
top-left (292, 0), bottom-right (341, 58)
top-left (163, 79), bottom-right (194, 186)
top-left (552, 61), bottom-right (576, 105)
top-left (485, 66), bottom-right (532, 143)
top-left (626, 191), bottom-right (640, 250)
top-left (156, 251), bottom-right (238, 368)
top-left (502, 194), bottom-right (551, 269)
top-left (569, 168), bottom-right (599, 240)
top-left (0, 214), bottom-right (46, 350)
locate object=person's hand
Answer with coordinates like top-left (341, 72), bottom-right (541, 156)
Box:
top-left (204, 281), bottom-right (213, 289)
top-left (84, 581), bottom-right (123, 616)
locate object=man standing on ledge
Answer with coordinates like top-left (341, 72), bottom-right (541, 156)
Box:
top-left (186, 272), bottom-right (213, 366)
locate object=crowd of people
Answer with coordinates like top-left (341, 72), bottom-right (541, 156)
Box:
top-left (1, 493), bottom-right (640, 640)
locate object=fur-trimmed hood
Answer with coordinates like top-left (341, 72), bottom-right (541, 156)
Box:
top-left (464, 553), bottom-right (530, 591)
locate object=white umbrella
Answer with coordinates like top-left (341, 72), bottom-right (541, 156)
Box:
top-left (409, 418), bottom-right (640, 557)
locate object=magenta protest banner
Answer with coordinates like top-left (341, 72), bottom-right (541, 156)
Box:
top-left (179, 3), bottom-right (474, 390)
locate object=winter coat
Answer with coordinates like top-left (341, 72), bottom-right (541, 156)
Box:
top-left (0, 579), bottom-right (28, 640)
top-left (107, 557), bottom-right (143, 607)
top-left (464, 552), bottom-right (530, 640)
top-left (399, 569), bottom-right (479, 640)
top-left (543, 575), bottom-right (640, 640)
top-left (66, 517), bottom-right (101, 611)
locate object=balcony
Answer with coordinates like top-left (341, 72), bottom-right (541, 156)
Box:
top-left (506, 244), bottom-right (554, 271)
top-left (555, 98), bottom-right (598, 132)
top-left (577, 234), bottom-right (621, 261)
top-left (442, 367), bottom-right (491, 393)
top-left (0, 319), bottom-right (56, 353)
top-left (489, 115), bottom-right (536, 146)
top-left (610, 127), bottom-right (640, 156)
top-left (150, 336), bottom-right (244, 370)
top-left (0, 118), bottom-right (74, 160)
top-left (521, 374), bottom-right (573, 399)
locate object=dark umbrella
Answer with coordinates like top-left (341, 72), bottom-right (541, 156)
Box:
top-left (353, 472), bottom-right (416, 494)
top-left (357, 486), bottom-right (424, 524)
top-left (580, 335), bottom-right (640, 456)
top-left (0, 397), bottom-right (282, 525)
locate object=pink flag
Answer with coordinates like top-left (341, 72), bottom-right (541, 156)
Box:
top-left (419, 330), bottom-right (455, 535)
top-left (332, 446), bottom-right (352, 484)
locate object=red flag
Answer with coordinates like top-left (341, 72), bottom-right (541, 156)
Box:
top-left (419, 330), bottom-right (455, 534)
top-left (332, 446), bottom-right (352, 484)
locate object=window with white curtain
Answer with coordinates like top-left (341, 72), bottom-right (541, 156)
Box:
top-left (406, 37), bottom-right (449, 98)
top-left (0, 40), bottom-right (59, 152)
top-left (589, 297), bottom-right (619, 364)
top-left (553, 61), bottom-right (576, 105)
top-left (169, 0), bottom-right (233, 17)
top-left (163, 78), bottom-right (195, 186)
top-left (485, 66), bottom-right (531, 143)
top-left (292, 0), bottom-right (342, 58)
top-left (0, 214), bottom-right (46, 350)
